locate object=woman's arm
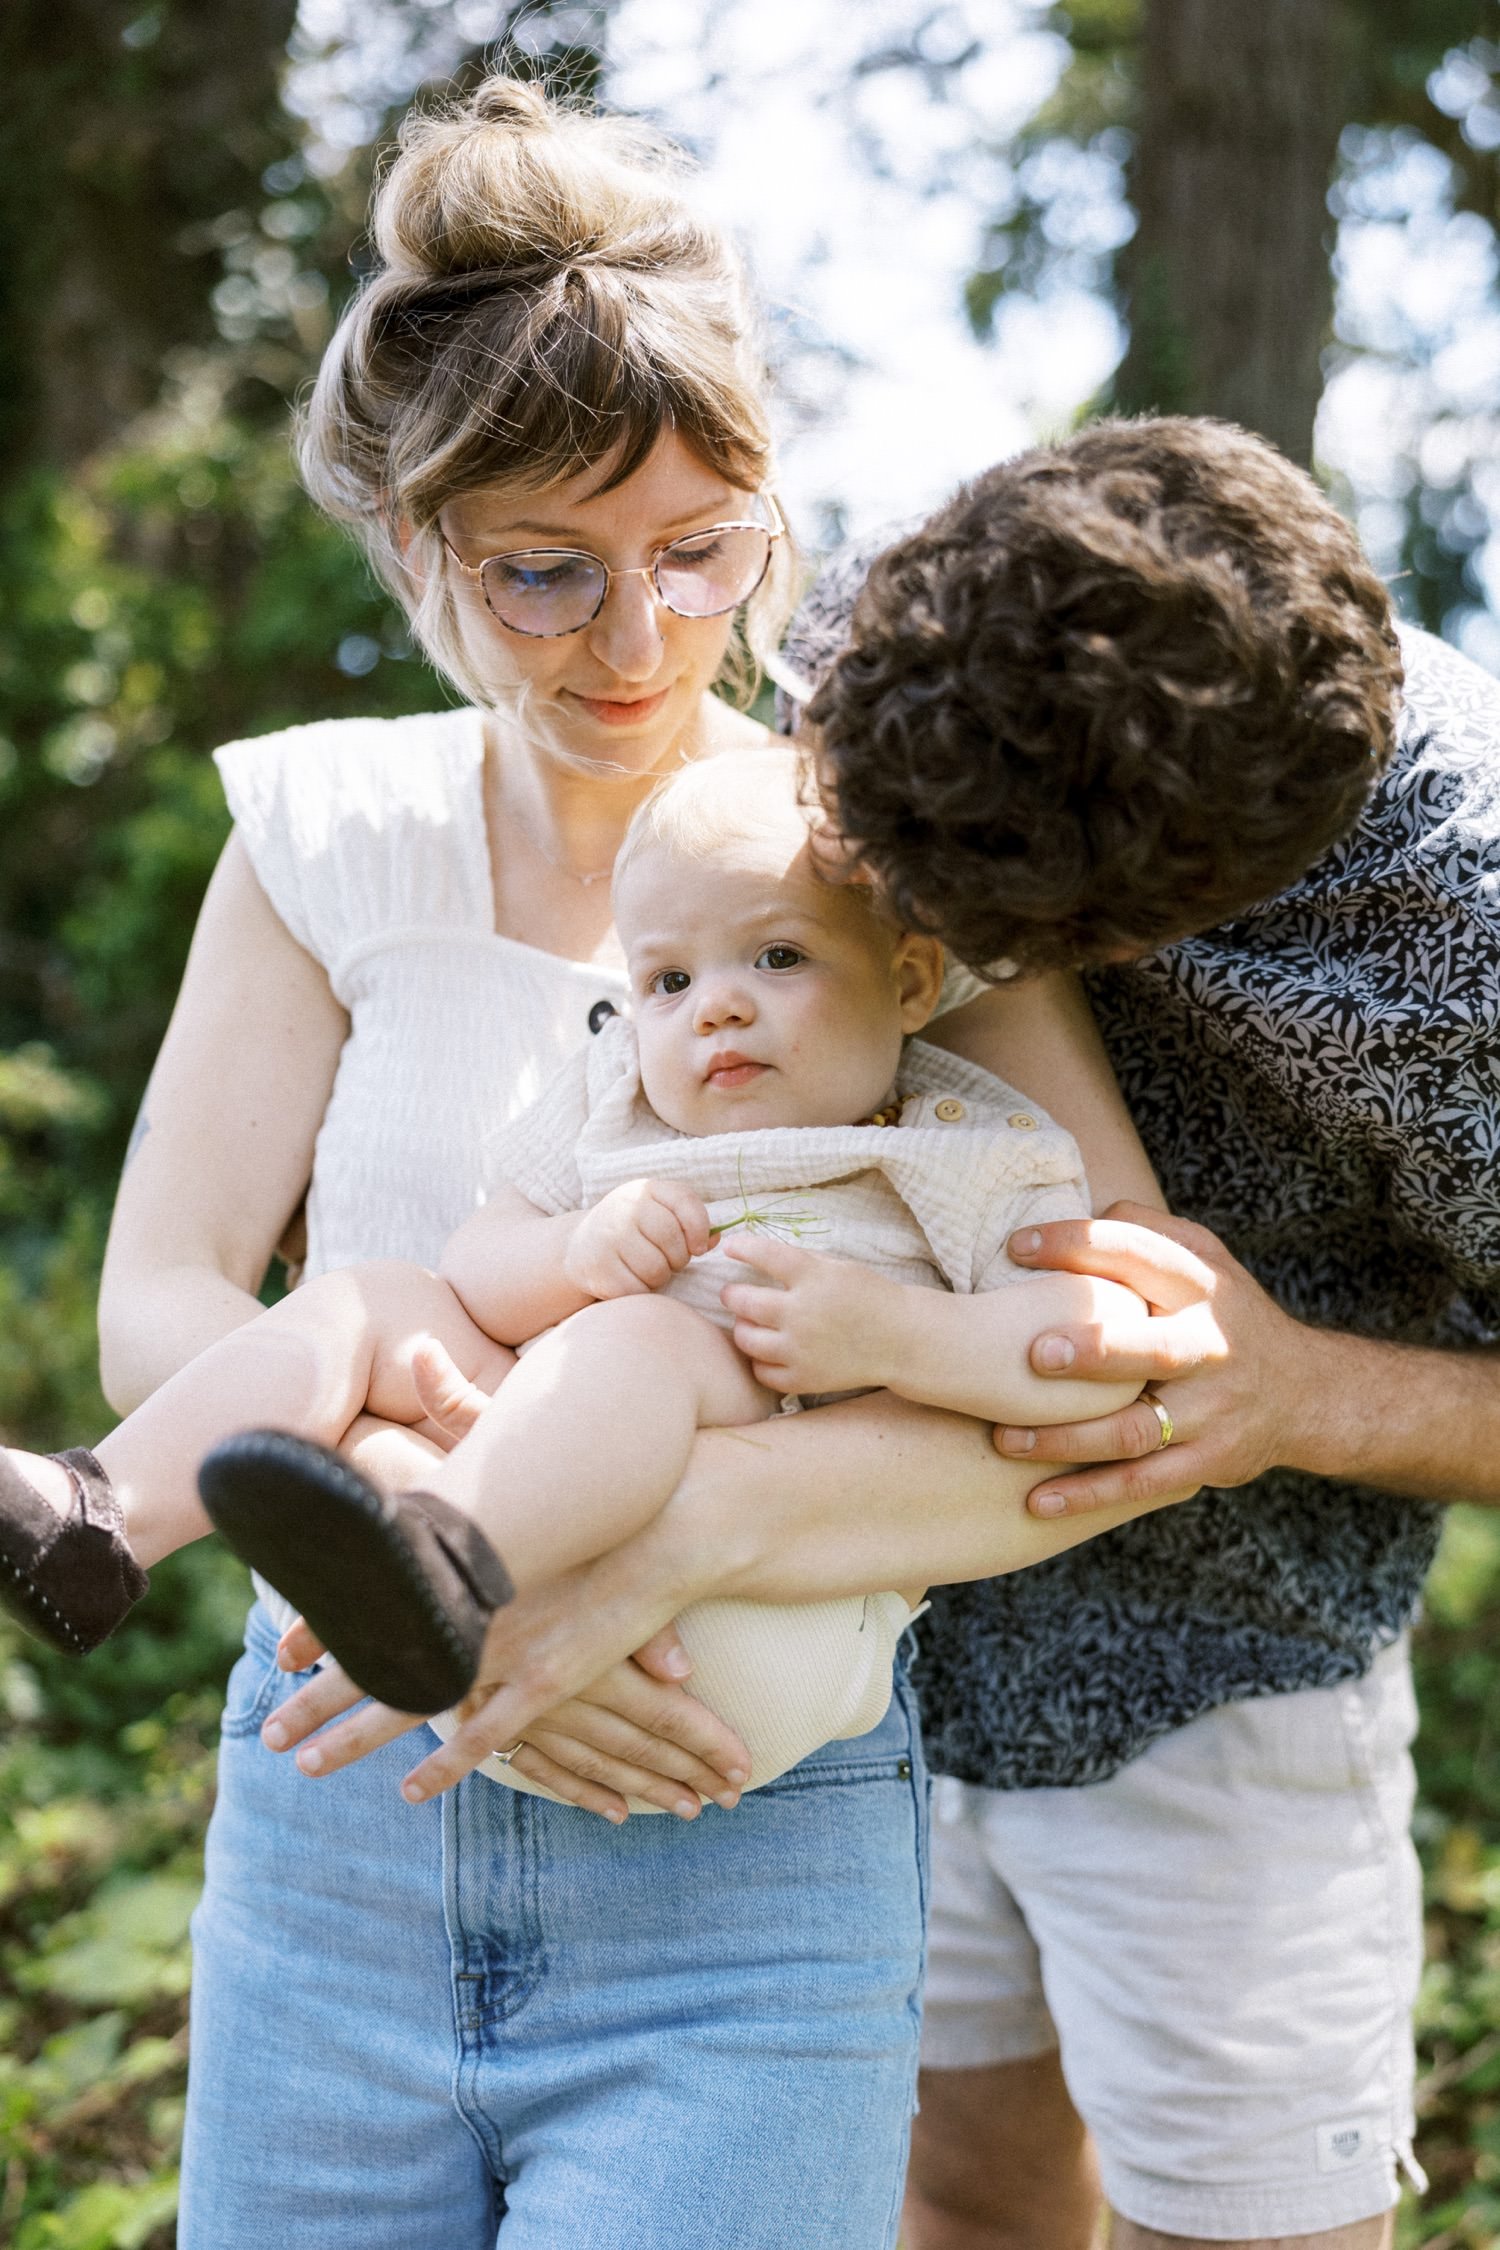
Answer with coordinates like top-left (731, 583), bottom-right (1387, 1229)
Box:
top-left (925, 973), bottom-right (1164, 1213)
top-left (668, 1388), bottom-right (1172, 1600)
top-left (98, 832), bottom-right (347, 1411)
top-left (266, 1380), bottom-right (1184, 1799)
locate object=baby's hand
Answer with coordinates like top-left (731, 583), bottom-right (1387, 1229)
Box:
top-left (719, 1234), bottom-right (903, 1395)
top-left (564, 1177), bottom-right (716, 1300)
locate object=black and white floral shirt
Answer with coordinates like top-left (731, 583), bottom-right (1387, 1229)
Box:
top-left (783, 566), bottom-right (1500, 1790)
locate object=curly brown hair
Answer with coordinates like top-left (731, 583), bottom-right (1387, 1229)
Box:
top-left (807, 417), bottom-right (1403, 972)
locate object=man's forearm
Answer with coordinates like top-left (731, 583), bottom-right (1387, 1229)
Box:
top-left (669, 1389), bottom-right (1163, 1608)
top-left (878, 1274), bottom-right (1143, 1426)
top-left (1293, 1327), bottom-right (1500, 1505)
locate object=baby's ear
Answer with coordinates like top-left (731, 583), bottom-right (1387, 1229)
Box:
top-left (894, 932), bottom-right (947, 1031)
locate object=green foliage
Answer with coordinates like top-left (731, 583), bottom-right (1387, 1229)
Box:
top-left (988, 0), bottom-right (1497, 319)
top-left (0, 1544), bottom-right (246, 2248)
top-left (1404, 1509), bottom-right (1500, 2245)
top-left (0, 322), bottom-right (456, 2241)
top-left (0, 394), bottom-right (442, 1451)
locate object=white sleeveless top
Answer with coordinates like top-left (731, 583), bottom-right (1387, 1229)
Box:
top-left (216, 709), bottom-right (633, 1281)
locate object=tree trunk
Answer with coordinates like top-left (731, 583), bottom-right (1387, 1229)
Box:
top-left (1114, 0), bottom-right (1353, 467)
top-left (0, 0), bottom-right (299, 482)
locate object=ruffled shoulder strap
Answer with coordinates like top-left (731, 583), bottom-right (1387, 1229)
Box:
top-left (214, 709), bottom-right (492, 993)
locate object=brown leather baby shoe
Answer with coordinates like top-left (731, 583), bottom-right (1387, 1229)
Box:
top-left (198, 1429), bottom-right (515, 1714)
top-left (0, 1447), bottom-right (150, 1654)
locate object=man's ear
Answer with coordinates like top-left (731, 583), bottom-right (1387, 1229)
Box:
top-left (894, 932), bottom-right (947, 1032)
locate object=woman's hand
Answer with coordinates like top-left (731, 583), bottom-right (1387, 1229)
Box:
top-left (265, 1351), bottom-right (726, 1811)
top-left (562, 1177), bottom-right (716, 1299)
top-left (264, 1497), bottom-right (721, 1801)
top-left (266, 1614), bottom-right (750, 1820)
top-left (720, 1234), bottom-right (900, 1393)
top-left (996, 1202), bottom-right (1321, 1516)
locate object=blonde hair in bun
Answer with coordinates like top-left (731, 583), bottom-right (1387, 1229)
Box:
top-left (299, 71), bottom-right (796, 709)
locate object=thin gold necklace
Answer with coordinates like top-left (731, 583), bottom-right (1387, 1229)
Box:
top-left (513, 812), bottom-right (615, 888)
top-left (499, 776), bottom-right (619, 889)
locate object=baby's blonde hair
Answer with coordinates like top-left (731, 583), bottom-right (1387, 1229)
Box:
top-left (613, 745), bottom-right (810, 889)
top-left (614, 748), bottom-right (897, 967)
top-left (298, 73), bottom-right (797, 709)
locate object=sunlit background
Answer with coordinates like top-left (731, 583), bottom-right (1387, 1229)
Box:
top-left (286, 0), bottom-right (1500, 656)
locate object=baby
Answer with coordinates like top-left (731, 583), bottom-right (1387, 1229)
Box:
top-left (0, 748), bottom-right (1138, 1797)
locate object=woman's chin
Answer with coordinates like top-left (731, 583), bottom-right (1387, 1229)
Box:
top-left (550, 696), bottom-right (702, 775)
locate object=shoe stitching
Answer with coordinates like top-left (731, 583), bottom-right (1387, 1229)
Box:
top-left (0, 1548), bottom-right (89, 1652)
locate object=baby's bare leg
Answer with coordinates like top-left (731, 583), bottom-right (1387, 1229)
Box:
top-left (88, 1262), bottom-right (510, 1567)
top-left (431, 1296), bottom-right (774, 1592)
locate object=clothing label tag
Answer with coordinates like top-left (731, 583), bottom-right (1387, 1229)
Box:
top-left (1315, 2117), bottom-right (1379, 2175)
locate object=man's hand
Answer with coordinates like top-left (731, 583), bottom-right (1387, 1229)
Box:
top-left (562, 1177), bottom-right (716, 1300)
top-left (720, 1233), bottom-right (902, 1394)
top-left (997, 1201), bottom-right (1329, 1517)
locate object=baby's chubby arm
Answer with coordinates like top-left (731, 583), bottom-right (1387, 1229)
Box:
top-left (720, 1235), bottom-right (1143, 1428)
top-left (440, 1178), bottom-right (717, 1345)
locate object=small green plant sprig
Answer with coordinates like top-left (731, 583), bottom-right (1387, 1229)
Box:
top-left (710, 1156), bottom-right (828, 1248)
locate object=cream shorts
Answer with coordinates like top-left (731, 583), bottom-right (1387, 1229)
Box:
top-left (920, 1638), bottom-right (1427, 2240)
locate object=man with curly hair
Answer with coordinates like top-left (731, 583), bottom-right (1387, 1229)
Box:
top-left (784, 416), bottom-right (1500, 2250)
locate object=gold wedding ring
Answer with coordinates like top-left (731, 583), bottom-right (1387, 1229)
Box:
top-left (1144, 1395), bottom-right (1174, 1450)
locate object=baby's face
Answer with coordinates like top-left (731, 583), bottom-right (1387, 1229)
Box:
top-left (615, 823), bottom-right (942, 1137)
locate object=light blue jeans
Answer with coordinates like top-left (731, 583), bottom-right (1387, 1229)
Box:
top-left (180, 1603), bottom-right (929, 2248)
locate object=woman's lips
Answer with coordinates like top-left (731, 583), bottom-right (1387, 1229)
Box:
top-left (567, 686), bottom-right (673, 727)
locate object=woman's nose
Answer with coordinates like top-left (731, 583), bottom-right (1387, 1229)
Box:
top-left (584, 571), bottom-right (664, 681)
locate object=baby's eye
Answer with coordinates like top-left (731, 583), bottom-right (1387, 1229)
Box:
top-left (650, 968), bottom-right (692, 995)
top-left (756, 944), bottom-right (804, 972)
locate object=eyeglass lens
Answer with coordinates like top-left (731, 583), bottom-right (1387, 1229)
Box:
top-left (479, 524), bottom-right (773, 636)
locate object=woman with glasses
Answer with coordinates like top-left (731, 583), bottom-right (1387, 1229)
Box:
top-left (55, 74), bottom-right (1159, 2250)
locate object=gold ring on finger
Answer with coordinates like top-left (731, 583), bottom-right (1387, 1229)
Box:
top-left (493, 1741), bottom-right (527, 1766)
top-left (1143, 1394), bottom-right (1174, 1450)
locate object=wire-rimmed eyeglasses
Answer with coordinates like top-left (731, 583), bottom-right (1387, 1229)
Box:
top-left (439, 494), bottom-right (786, 639)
